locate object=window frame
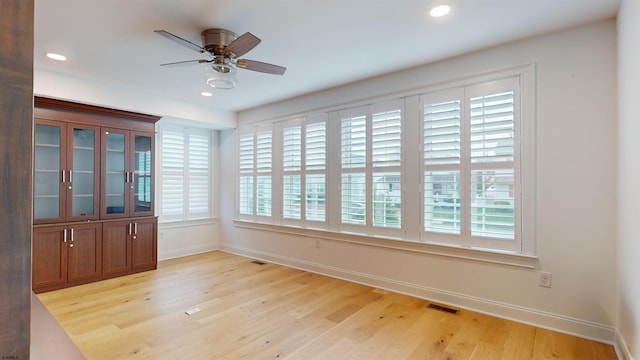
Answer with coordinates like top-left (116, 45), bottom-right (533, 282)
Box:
top-left (234, 65), bottom-right (535, 259)
top-left (158, 122), bottom-right (215, 223)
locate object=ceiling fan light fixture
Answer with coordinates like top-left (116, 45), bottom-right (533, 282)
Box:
top-left (205, 63), bottom-right (238, 89)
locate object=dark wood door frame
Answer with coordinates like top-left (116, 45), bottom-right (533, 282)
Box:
top-left (0, 0), bottom-right (34, 357)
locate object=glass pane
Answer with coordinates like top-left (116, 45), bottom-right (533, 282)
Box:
top-left (424, 171), bottom-right (461, 234)
top-left (72, 195), bottom-right (94, 217)
top-left (35, 124), bottom-right (61, 146)
top-left (283, 175), bottom-right (301, 220)
top-left (341, 173), bottom-right (366, 225)
top-left (105, 132), bottom-right (125, 214)
top-left (256, 176), bottom-right (272, 216)
top-left (105, 195), bottom-right (125, 214)
top-left (34, 172), bottom-right (60, 219)
top-left (134, 135), bottom-right (152, 212)
top-left (34, 197), bottom-right (60, 219)
top-left (71, 129), bottom-right (95, 217)
top-left (239, 176), bottom-right (253, 215)
top-left (34, 125), bottom-right (61, 220)
top-left (306, 174), bottom-right (325, 222)
top-left (470, 169), bottom-right (515, 239)
top-left (35, 146), bottom-right (60, 171)
top-left (372, 172), bottom-right (401, 229)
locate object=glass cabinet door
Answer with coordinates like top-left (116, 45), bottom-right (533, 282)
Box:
top-left (34, 122), bottom-right (65, 223)
top-left (102, 129), bottom-right (128, 218)
top-left (131, 133), bottom-right (154, 217)
top-left (68, 125), bottom-right (99, 221)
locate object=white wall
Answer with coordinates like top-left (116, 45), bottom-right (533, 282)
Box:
top-left (618, 0), bottom-right (640, 358)
top-left (220, 20), bottom-right (618, 343)
top-left (35, 69), bottom-right (235, 129)
top-left (158, 222), bottom-right (218, 261)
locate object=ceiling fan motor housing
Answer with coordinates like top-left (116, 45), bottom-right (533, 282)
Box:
top-left (201, 28), bottom-right (238, 55)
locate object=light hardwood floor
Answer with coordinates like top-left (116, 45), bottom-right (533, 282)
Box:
top-left (37, 251), bottom-right (617, 359)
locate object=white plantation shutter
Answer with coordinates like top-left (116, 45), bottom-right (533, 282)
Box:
top-left (305, 121), bottom-right (326, 171)
top-left (256, 131), bottom-right (273, 173)
top-left (372, 108), bottom-right (402, 167)
top-left (371, 102), bottom-right (402, 229)
top-left (256, 130), bottom-right (273, 216)
top-left (423, 95), bottom-right (462, 235)
top-left (341, 113), bottom-right (366, 169)
top-left (424, 100), bottom-right (461, 166)
top-left (341, 108), bottom-right (368, 226)
top-left (160, 125), bottom-right (212, 222)
top-left (422, 77), bottom-right (521, 247)
top-left (283, 124), bottom-right (302, 220)
top-left (339, 101), bottom-right (404, 230)
top-left (238, 133), bottom-right (254, 215)
top-left (161, 130), bottom-right (185, 218)
top-left (283, 125), bottom-right (301, 172)
top-left (305, 117), bottom-right (327, 222)
top-left (470, 92), bottom-right (515, 163)
top-left (188, 132), bottom-right (210, 218)
top-left (238, 134), bottom-right (254, 174)
top-left (468, 87), bottom-right (516, 240)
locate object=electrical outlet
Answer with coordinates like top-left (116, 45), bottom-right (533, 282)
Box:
top-left (539, 272), bottom-right (552, 288)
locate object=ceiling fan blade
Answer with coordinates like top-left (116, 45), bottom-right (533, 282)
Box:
top-left (225, 32), bottom-right (261, 57)
top-left (160, 59), bottom-right (210, 67)
top-left (154, 30), bottom-right (206, 54)
top-left (236, 59), bottom-right (286, 75)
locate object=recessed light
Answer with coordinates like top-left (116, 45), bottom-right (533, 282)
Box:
top-left (430, 4), bottom-right (450, 18)
top-left (201, 91), bottom-right (213, 97)
top-left (46, 52), bottom-right (67, 61)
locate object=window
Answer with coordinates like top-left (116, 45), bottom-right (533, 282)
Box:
top-left (159, 124), bottom-right (213, 222)
top-left (280, 115), bottom-right (328, 224)
top-left (340, 100), bottom-right (403, 235)
top-left (237, 126), bottom-right (273, 218)
top-left (421, 77), bottom-right (522, 252)
top-left (235, 67), bottom-right (533, 256)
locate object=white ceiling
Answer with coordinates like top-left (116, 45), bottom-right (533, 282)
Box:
top-left (34, 0), bottom-right (619, 115)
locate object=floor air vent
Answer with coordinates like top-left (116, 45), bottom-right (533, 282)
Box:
top-left (426, 303), bottom-right (459, 314)
top-left (251, 260), bottom-right (266, 265)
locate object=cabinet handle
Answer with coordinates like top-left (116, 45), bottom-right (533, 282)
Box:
top-left (68, 169), bottom-right (72, 183)
top-left (63, 228), bottom-right (67, 243)
top-left (134, 223), bottom-right (138, 235)
top-left (70, 228), bottom-right (74, 242)
top-left (129, 223), bottom-right (132, 235)
top-left (61, 169), bottom-right (66, 183)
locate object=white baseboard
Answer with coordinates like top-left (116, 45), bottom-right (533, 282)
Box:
top-left (159, 244), bottom-right (218, 261)
top-left (616, 329), bottom-right (634, 360)
top-left (221, 243), bottom-right (618, 348)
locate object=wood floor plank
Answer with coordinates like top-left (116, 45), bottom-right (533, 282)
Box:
top-left (37, 251), bottom-right (617, 360)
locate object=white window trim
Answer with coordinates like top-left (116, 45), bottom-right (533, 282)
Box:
top-left (234, 64), bottom-right (536, 262)
top-left (157, 122), bottom-right (215, 223)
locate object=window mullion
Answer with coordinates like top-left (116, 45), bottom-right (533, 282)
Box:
top-left (460, 92), bottom-right (471, 244)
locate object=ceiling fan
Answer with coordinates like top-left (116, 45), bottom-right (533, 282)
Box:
top-left (154, 28), bottom-right (286, 90)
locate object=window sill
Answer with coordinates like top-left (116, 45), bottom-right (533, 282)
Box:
top-left (159, 218), bottom-right (217, 229)
top-left (232, 219), bottom-right (538, 269)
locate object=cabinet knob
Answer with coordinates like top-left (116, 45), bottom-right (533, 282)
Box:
top-left (69, 243), bottom-right (74, 248)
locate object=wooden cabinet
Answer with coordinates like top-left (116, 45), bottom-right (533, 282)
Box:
top-left (101, 128), bottom-right (155, 219)
top-left (103, 217), bottom-right (157, 277)
top-left (33, 222), bottom-right (102, 292)
top-left (34, 120), bottom-right (100, 224)
top-left (33, 97), bottom-right (160, 293)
